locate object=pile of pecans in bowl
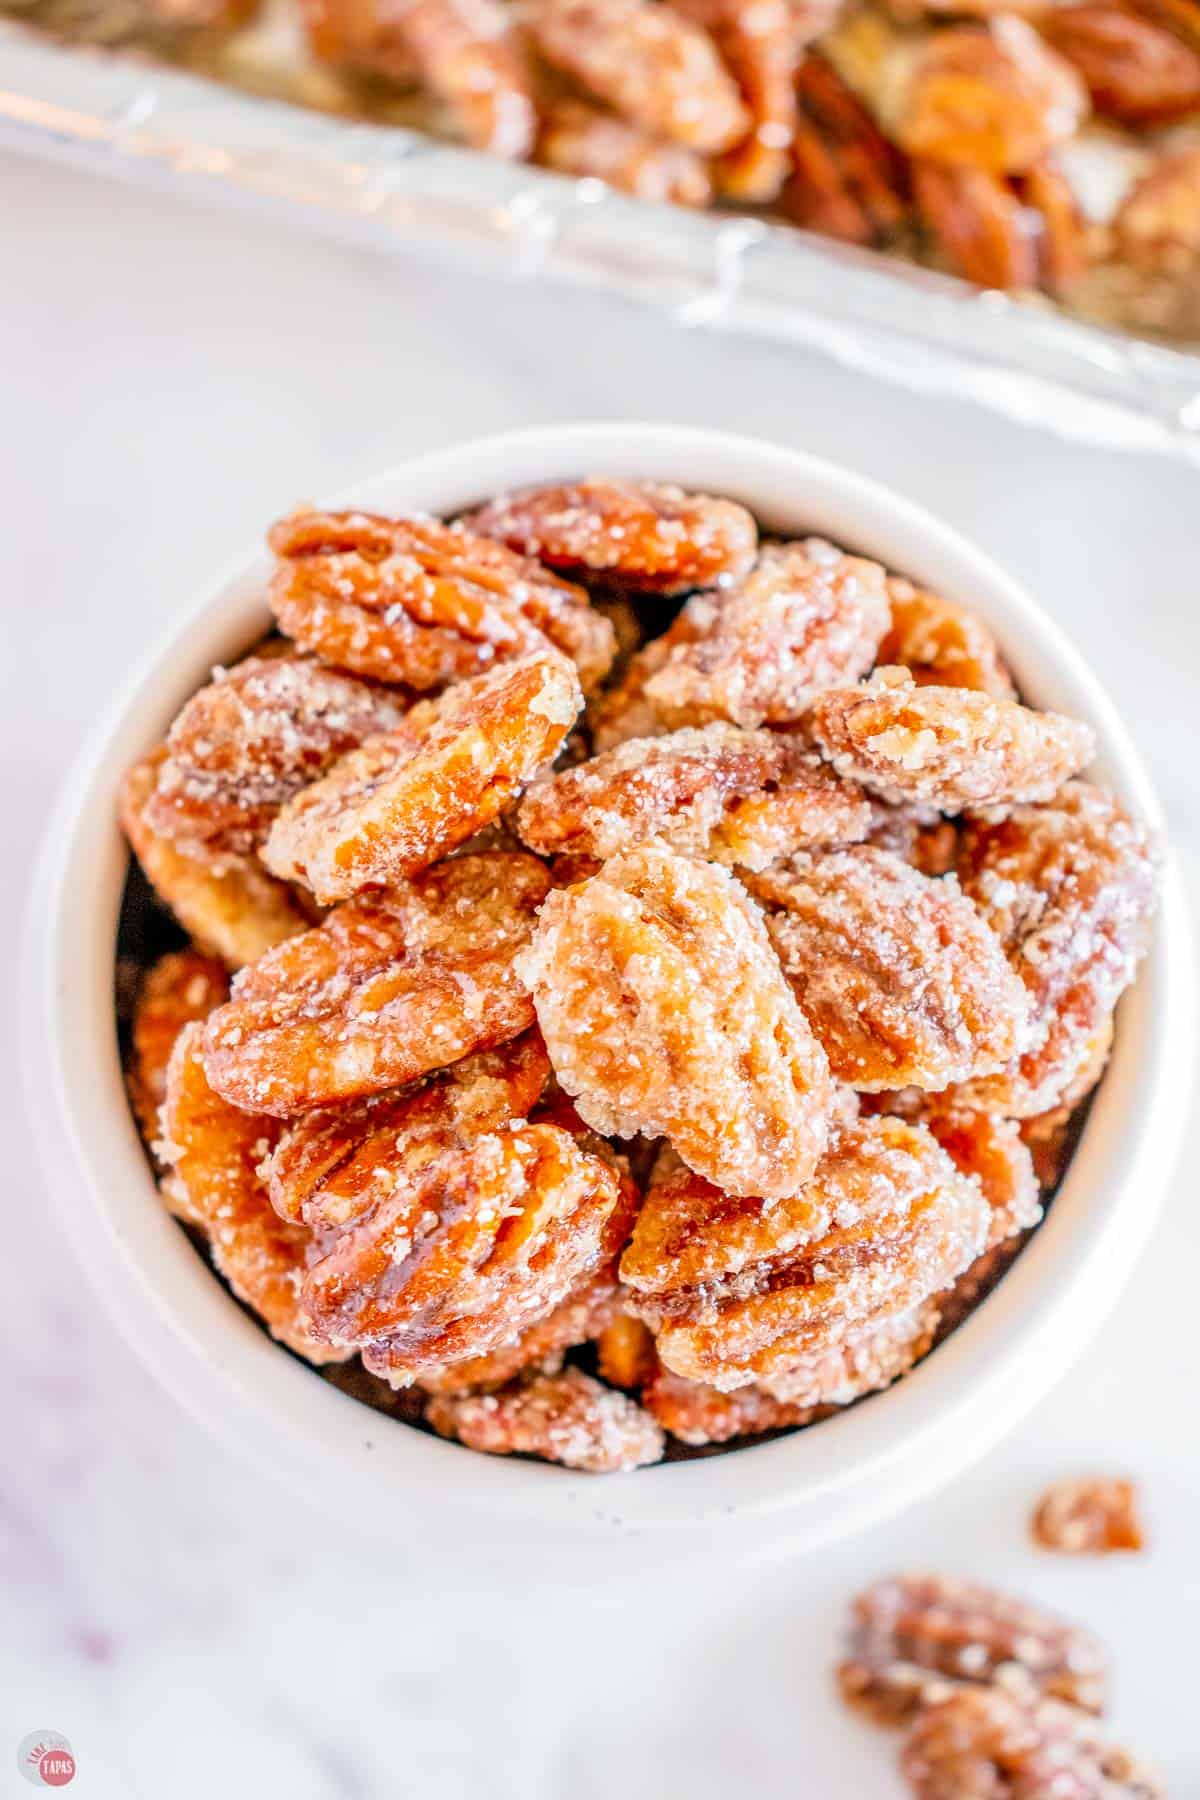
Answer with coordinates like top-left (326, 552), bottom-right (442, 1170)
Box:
top-left (119, 476), bottom-right (1158, 1472)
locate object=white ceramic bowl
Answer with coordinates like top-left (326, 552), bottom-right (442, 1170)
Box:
top-left (24, 424), bottom-right (1193, 1554)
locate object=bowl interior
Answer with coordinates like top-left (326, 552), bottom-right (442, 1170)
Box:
top-left (30, 424), bottom-right (1191, 1546)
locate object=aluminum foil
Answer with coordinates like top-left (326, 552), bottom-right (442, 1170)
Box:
top-left (5, 18), bottom-right (1200, 459)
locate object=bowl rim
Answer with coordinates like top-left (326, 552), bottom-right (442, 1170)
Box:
top-left (22, 422), bottom-right (1194, 1546)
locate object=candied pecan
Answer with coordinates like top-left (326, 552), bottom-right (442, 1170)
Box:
top-left (528, 0), bottom-right (749, 154)
top-left (143, 655), bottom-right (406, 862)
top-left (757, 1299), bottom-right (942, 1405)
top-left (1114, 146), bottom-right (1200, 275)
top-left (268, 508), bottom-right (614, 693)
top-left (956, 782), bottom-right (1156, 1080)
top-left (808, 667), bottom-right (1094, 812)
top-left (419, 1273), bottom-right (621, 1393)
top-left (266, 1029), bottom-right (551, 1227)
top-left (917, 1107), bottom-right (1041, 1248)
top-left (951, 992), bottom-right (1115, 1119)
top-left (262, 651), bottom-right (580, 901)
top-left (1031, 1476), bottom-right (1145, 1554)
top-left (672, 0), bottom-right (801, 203)
top-left (126, 948), bottom-right (230, 1150)
top-left (643, 539), bottom-right (890, 729)
top-left (299, 0), bottom-right (418, 80)
top-left (745, 848), bottom-right (1031, 1090)
top-left (880, 578), bottom-right (1016, 699)
top-left (913, 160), bottom-right (1040, 288)
top-left (785, 52), bottom-right (911, 246)
top-left (620, 1145), bottom-right (842, 1296)
top-left (1021, 156), bottom-right (1091, 293)
top-left (536, 103), bottom-right (712, 207)
top-left (632, 1118), bottom-right (987, 1390)
top-left (838, 1572), bottom-right (1109, 1724)
top-left (465, 478), bottom-right (758, 595)
top-left (160, 1024), bottom-right (348, 1364)
top-left (517, 844), bottom-right (834, 1201)
top-left (890, 19), bottom-right (1088, 176)
top-left (426, 1368), bottom-right (665, 1471)
top-left (120, 753), bottom-right (308, 970)
top-left (202, 852), bottom-right (550, 1115)
top-left (900, 1687), bottom-right (1161, 1799)
top-left (516, 723), bottom-right (872, 870)
top-left (1042, 5), bottom-right (1200, 125)
top-left (587, 595), bottom-right (720, 751)
top-left (595, 1308), bottom-right (658, 1389)
top-left (643, 1366), bottom-right (823, 1444)
top-left (302, 1121), bottom-right (628, 1363)
top-left (390, 0), bottom-right (537, 158)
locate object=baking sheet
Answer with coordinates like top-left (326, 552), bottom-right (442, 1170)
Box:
top-left (5, 19), bottom-right (1200, 459)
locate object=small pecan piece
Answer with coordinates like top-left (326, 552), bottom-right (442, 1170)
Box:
top-left (808, 667), bottom-right (1095, 812)
top-left (643, 539), bottom-right (891, 729)
top-left (160, 1025), bottom-right (348, 1364)
top-left (747, 848), bottom-right (1032, 1090)
top-left (891, 19), bottom-right (1088, 176)
top-left (517, 844), bottom-right (834, 1201)
top-left (203, 852), bottom-right (550, 1115)
top-left (426, 1368), bottom-right (665, 1471)
top-left (631, 1118), bottom-right (987, 1391)
top-left (528, 0), bottom-right (749, 153)
top-left (126, 948), bottom-right (230, 1152)
top-left (537, 103), bottom-right (712, 207)
top-left (595, 1308), bottom-right (659, 1390)
top-left (901, 1686), bottom-right (1161, 1799)
top-left (1031, 1476), bottom-right (1145, 1554)
top-left (262, 650), bottom-right (581, 901)
top-left (144, 654), bottom-right (406, 862)
top-left (838, 1572), bottom-right (1109, 1724)
top-left (120, 752), bottom-right (308, 970)
top-left (517, 723), bottom-right (872, 870)
top-left (466, 478), bottom-right (758, 595)
top-left (268, 508), bottom-right (614, 693)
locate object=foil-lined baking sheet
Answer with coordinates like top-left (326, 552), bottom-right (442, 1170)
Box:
top-left (5, 18), bottom-right (1200, 459)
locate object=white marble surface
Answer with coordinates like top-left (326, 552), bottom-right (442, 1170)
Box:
top-left (3, 149), bottom-right (1200, 1800)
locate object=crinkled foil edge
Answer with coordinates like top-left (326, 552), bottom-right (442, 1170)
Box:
top-left (4, 21), bottom-right (1200, 459)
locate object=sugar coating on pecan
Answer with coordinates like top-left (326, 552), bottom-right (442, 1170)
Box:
top-left (202, 852), bottom-right (550, 1115)
top-left (643, 539), bottom-right (890, 728)
top-left (529, 0), bottom-right (749, 154)
top-left (517, 843), bottom-right (834, 1200)
top-left (880, 578), bottom-right (1016, 698)
top-left (262, 650), bottom-right (581, 901)
top-left (126, 947), bottom-right (230, 1152)
top-left (900, 1686), bottom-right (1162, 1799)
top-left (268, 509), bottom-right (614, 692)
top-left (838, 1572), bottom-right (1109, 1724)
top-left (120, 752), bottom-right (309, 970)
top-left (466, 477), bottom-right (758, 594)
top-left (266, 1029), bottom-right (551, 1228)
top-left (144, 654), bottom-right (406, 861)
top-left (747, 847), bottom-right (1032, 1090)
top-left (808, 666), bottom-right (1095, 811)
top-left (160, 1024), bottom-right (349, 1364)
top-left (1031, 1475), bottom-right (1145, 1554)
top-left (426, 1367), bottom-right (665, 1471)
top-left (517, 722), bottom-right (872, 869)
top-left (633, 1118), bottom-right (987, 1390)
